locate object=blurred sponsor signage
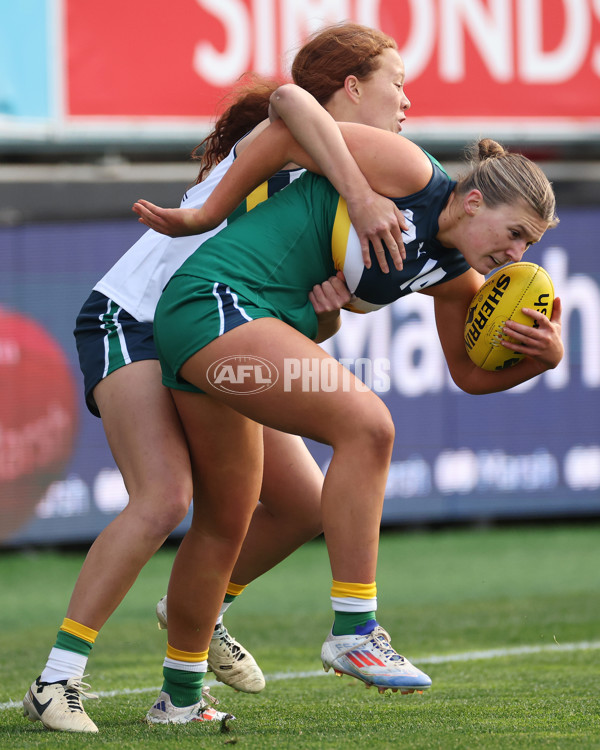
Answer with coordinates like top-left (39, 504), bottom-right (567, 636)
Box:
top-left (0, 309), bottom-right (78, 542)
top-left (1, 0), bottom-right (599, 143)
top-left (1, 207), bottom-right (598, 545)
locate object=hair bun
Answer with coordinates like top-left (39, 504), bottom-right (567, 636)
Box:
top-left (478, 138), bottom-right (506, 160)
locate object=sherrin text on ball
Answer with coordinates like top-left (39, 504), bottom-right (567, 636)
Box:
top-left (464, 262), bottom-right (554, 371)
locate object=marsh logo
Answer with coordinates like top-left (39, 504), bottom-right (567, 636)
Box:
top-left (207, 355), bottom-right (279, 394)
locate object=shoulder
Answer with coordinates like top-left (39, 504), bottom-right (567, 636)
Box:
top-left (234, 118), bottom-right (271, 156)
top-left (236, 118), bottom-right (301, 171)
top-left (337, 123), bottom-right (435, 197)
top-left (338, 123), bottom-right (429, 163)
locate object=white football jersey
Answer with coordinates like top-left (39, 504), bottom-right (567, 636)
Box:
top-left (93, 151), bottom-right (235, 323)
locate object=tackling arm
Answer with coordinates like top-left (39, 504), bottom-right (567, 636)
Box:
top-left (309, 271), bottom-right (351, 344)
top-left (132, 120), bottom-right (309, 236)
top-left (427, 270), bottom-right (564, 395)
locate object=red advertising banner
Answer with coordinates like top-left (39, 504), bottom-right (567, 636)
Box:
top-left (65, 0), bottom-right (600, 126)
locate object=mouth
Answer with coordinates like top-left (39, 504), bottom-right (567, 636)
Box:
top-left (397, 116), bottom-right (406, 133)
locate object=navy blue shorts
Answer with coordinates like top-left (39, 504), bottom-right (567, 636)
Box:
top-left (74, 290), bottom-right (158, 417)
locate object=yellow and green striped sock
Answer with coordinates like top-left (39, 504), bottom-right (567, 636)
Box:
top-left (55, 617), bottom-right (97, 655)
top-left (162, 645), bottom-right (208, 708)
top-left (223, 581), bottom-right (247, 606)
top-left (330, 580), bottom-right (378, 636)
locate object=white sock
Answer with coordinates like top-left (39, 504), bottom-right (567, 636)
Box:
top-left (40, 647), bottom-right (88, 683)
top-left (213, 600), bottom-right (233, 630)
top-left (162, 657), bottom-right (208, 673)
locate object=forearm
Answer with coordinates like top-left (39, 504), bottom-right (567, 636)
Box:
top-left (314, 311), bottom-right (342, 344)
top-left (200, 122), bottom-right (302, 227)
top-left (269, 84), bottom-right (375, 205)
top-left (450, 355), bottom-right (550, 395)
top-left (433, 277), bottom-right (563, 396)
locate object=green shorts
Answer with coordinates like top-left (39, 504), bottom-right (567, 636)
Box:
top-left (154, 275), bottom-right (281, 392)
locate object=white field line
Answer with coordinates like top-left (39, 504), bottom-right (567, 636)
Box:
top-left (3, 639), bottom-right (599, 712)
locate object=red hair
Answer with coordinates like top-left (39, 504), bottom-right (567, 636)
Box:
top-left (291, 22), bottom-right (397, 106)
top-left (192, 73), bottom-right (284, 184)
top-left (193, 23), bottom-right (398, 183)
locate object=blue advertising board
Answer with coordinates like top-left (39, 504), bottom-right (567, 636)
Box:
top-left (0, 208), bottom-right (599, 546)
top-left (0, 0), bottom-right (52, 118)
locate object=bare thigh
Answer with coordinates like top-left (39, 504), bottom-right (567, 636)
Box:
top-left (64, 360), bottom-right (193, 628)
top-left (94, 360), bottom-right (193, 521)
top-left (179, 318), bottom-right (391, 444)
top-left (170, 389), bottom-right (264, 535)
top-left (163, 390), bottom-right (265, 651)
top-left (178, 318), bottom-right (394, 583)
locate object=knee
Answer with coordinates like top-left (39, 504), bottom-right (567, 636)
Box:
top-left (372, 407), bottom-right (395, 449)
top-left (134, 479), bottom-right (193, 538)
top-left (259, 485), bottom-right (323, 539)
top-left (301, 514), bottom-right (324, 540)
top-left (160, 484), bottom-right (193, 531)
top-left (366, 414), bottom-right (395, 460)
top-left (156, 500), bottom-right (191, 535)
top-left (345, 400), bottom-right (395, 460)
top-left (198, 511), bottom-right (253, 549)
top-left (289, 482), bottom-right (323, 538)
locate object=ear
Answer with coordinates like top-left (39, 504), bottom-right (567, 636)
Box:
top-left (343, 75), bottom-right (361, 104)
top-left (463, 189), bottom-right (483, 216)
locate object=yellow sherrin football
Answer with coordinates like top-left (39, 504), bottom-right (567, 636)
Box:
top-left (464, 262), bottom-right (554, 371)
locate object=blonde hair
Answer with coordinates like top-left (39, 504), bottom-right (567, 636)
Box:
top-left (455, 138), bottom-right (559, 228)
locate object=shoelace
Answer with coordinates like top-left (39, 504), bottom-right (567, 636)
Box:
top-left (214, 627), bottom-right (245, 662)
top-left (63, 677), bottom-right (98, 712)
top-left (195, 689), bottom-right (234, 723)
top-left (335, 626), bottom-right (406, 664)
top-left (201, 686), bottom-right (220, 706)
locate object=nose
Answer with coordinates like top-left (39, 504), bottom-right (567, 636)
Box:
top-left (402, 93), bottom-right (411, 111)
top-left (506, 241), bottom-right (528, 262)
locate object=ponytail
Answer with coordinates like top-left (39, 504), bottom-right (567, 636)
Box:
top-left (192, 74), bottom-right (284, 184)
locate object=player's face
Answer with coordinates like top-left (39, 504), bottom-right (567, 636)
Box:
top-left (354, 48), bottom-right (411, 133)
top-left (460, 201), bottom-right (549, 275)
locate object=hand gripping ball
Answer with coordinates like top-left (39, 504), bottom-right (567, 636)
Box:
top-left (464, 262), bottom-right (554, 371)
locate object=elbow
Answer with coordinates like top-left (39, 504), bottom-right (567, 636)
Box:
top-left (448, 368), bottom-right (490, 396)
top-left (270, 83), bottom-right (299, 110)
top-left (459, 383), bottom-right (488, 396)
top-left (314, 313), bottom-right (342, 344)
top-left (453, 379), bottom-right (484, 396)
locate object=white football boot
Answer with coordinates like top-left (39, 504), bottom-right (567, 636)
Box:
top-left (156, 595), bottom-right (265, 693)
top-left (321, 624), bottom-right (432, 694)
top-left (145, 687), bottom-right (234, 725)
top-left (23, 676), bottom-right (99, 732)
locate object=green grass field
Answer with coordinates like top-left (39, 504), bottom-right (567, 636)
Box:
top-left (1, 524), bottom-right (599, 749)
